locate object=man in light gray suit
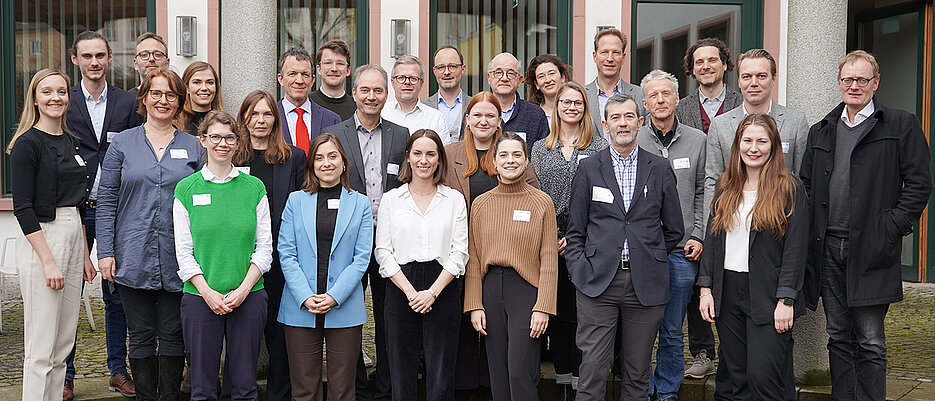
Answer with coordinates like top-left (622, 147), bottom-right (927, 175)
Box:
top-left (422, 45), bottom-right (468, 144)
top-left (584, 28), bottom-right (644, 141)
top-left (675, 38), bottom-right (743, 134)
top-left (705, 49), bottom-right (809, 217)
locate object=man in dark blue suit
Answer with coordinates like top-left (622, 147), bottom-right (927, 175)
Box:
top-left (565, 94), bottom-right (683, 401)
top-left (277, 47), bottom-right (342, 155)
top-left (64, 30), bottom-right (143, 400)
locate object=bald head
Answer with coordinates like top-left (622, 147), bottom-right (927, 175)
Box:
top-left (487, 52), bottom-right (523, 97)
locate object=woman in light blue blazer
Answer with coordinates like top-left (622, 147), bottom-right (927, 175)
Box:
top-left (277, 133), bottom-right (373, 401)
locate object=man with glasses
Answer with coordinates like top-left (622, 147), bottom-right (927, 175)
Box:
top-left (585, 28), bottom-right (645, 141)
top-left (277, 47), bottom-right (342, 155)
top-left (635, 70), bottom-right (706, 401)
top-left (130, 32), bottom-right (169, 95)
top-left (800, 50), bottom-right (931, 401)
top-left (423, 46), bottom-right (469, 143)
top-left (486, 52), bottom-right (549, 152)
top-left (310, 40), bottom-right (357, 120)
top-left (382, 55), bottom-right (450, 143)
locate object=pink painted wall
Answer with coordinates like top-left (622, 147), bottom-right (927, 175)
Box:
top-left (370, 0), bottom-right (381, 66)
top-left (573, 0), bottom-right (587, 84)
top-left (208, 0), bottom-right (220, 69)
top-left (419, 0), bottom-right (430, 98)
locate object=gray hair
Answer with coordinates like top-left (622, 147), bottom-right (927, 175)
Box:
top-left (487, 52), bottom-right (520, 73)
top-left (278, 47), bottom-right (313, 75)
top-left (604, 93), bottom-right (639, 120)
top-left (640, 69), bottom-right (679, 96)
top-left (352, 64), bottom-right (389, 90)
top-left (392, 55), bottom-right (424, 79)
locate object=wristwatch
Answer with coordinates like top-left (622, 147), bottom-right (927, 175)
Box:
top-left (782, 298), bottom-right (795, 306)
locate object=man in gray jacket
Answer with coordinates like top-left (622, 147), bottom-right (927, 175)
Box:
top-left (585, 28), bottom-right (644, 141)
top-left (422, 45), bottom-right (468, 143)
top-left (636, 70), bottom-right (706, 401)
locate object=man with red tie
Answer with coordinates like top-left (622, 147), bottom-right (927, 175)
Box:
top-left (277, 47), bottom-right (341, 154)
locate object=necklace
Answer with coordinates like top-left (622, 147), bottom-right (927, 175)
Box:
top-left (409, 185), bottom-right (437, 197)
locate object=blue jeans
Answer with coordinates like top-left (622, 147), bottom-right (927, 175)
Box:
top-left (65, 207), bottom-right (130, 379)
top-left (650, 251), bottom-right (698, 400)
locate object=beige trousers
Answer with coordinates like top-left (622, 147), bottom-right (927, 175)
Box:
top-left (17, 207), bottom-right (84, 401)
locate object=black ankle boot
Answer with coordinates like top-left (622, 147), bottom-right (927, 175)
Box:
top-left (157, 355), bottom-right (185, 401)
top-left (129, 356), bottom-right (158, 401)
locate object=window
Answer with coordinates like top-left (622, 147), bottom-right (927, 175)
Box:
top-left (661, 29), bottom-right (689, 98)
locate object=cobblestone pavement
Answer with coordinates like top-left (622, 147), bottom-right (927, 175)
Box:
top-left (0, 282), bottom-right (932, 387)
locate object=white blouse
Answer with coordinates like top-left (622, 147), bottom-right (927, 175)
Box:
top-left (724, 190), bottom-right (756, 273)
top-left (375, 184), bottom-right (469, 278)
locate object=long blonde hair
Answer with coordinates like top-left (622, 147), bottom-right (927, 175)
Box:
top-left (6, 69), bottom-right (72, 154)
top-left (545, 81), bottom-right (595, 150)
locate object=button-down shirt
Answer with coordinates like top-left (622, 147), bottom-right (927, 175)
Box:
top-left (82, 80), bottom-right (108, 199)
top-left (700, 86), bottom-right (726, 122)
top-left (173, 167), bottom-right (273, 284)
top-left (354, 113), bottom-right (385, 221)
top-left (282, 98), bottom-right (312, 145)
top-left (437, 91), bottom-right (464, 143)
top-left (501, 93), bottom-right (518, 123)
top-left (609, 145), bottom-right (639, 261)
top-left (374, 184), bottom-right (469, 278)
top-left (96, 125), bottom-right (205, 291)
top-left (841, 100), bottom-right (875, 127)
top-left (597, 79), bottom-right (627, 120)
top-left (382, 99), bottom-right (451, 144)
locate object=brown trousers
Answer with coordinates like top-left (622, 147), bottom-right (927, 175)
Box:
top-left (284, 325), bottom-right (362, 401)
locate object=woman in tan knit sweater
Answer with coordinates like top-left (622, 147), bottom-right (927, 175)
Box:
top-left (464, 132), bottom-right (558, 401)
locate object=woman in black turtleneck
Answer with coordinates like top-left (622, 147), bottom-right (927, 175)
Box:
top-left (176, 61), bottom-right (224, 135)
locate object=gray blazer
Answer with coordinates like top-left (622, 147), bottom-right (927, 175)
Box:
top-left (324, 117), bottom-right (410, 195)
top-left (675, 86), bottom-right (743, 132)
top-left (422, 91), bottom-right (467, 142)
top-left (703, 103), bottom-right (809, 220)
top-left (585, 78), bottom-right (644, 140)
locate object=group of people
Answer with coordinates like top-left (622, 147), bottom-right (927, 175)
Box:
top-left (7, 25), bottom-right (930, 401)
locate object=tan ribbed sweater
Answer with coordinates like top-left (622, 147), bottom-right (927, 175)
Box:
top-left (464, 180), bottom-right (558, 315)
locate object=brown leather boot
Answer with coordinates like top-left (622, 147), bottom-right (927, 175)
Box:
top-left (110, 372), bottom-right (137, 397)
top-left (63, 379), bottom-right (75, 401)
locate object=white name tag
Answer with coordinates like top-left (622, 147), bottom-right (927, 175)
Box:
top-left (782, 142), bottom-right (790, 153)
top-left (328, 198), bottom-right (340, 210)
top-left (513, 210), bottom-right (531, 222)
top-left (235, 166), bottom-right (251, 175)
top-left (106, 131), bottom-right (121, 143)
top-left (170, 149), bottom-right (188, 159)
top-left (515, 132), bottom-right (527, 140)
top-left (386, 163), bottom-right (400, 175)
top-left (592, 186), bottom-right (614, 204)
top-left (74, 154), bottom-right (86, 166)
top-left (672, 157), bottom-right (690, 169)
top-left (192, 194), bottom-right (211, 206)
top-left (577, 154), bottom-right (589, 162)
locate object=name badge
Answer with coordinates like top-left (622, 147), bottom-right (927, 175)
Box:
top-left (577, 154), bottom-right (589, 162)
top-left (74, 154), bottom-right (86, 166)
top-left (515, 132), bottom-right (527, 141)
top-left (592, 186), bottom-right (614, 204)
top-left (386, 163), bottom-right (400, 175)
top-left (328, 198), bottom-right (340, 210)
top-left (235, 166), bottom-right (251, 175)
top-left (192, 194), bottom-right (211, 206)
top-left (782, 142), bottom-right (790, 154)
top-left (170, 149), bottom-right (188, 159)
top-left (513, 210), bottom-right (531, 222)
top-left (106, 131), bottom-right (121, 143)
top-left (672, 157), bottom-right (690, 169)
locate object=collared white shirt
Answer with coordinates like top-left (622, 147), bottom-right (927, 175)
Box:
top-left (374, 184), bottom-right (469, 278)
top-left (700, 86), bottom-right (726, 121)
top-left (83, 80), bottom-right (108, 199)
top-left (742, 100), bottom-right (773, 117)
top-left (281, 98), bottom-right (313, 145)
top-left (437, 91), bottom-right (464, 143)
top-left (841, 100), bottom-right (875, 128)
top-left (173, 166), bottom-right (273, 284)
top-left (382, 99), bottom-right (451, 144)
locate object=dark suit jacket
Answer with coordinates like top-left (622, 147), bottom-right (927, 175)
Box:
top-left (325, 117), bottom-right (410, 195)
top-left (675, 86), bottom-right (743, 132)
top-left (696, 181), bottom-right (809, 325)
top-left (443, 141), bottom-right (538, 214)
top-left (502, 96), bottom-right (550, 153)
top-left (66, 83), bottom-right (144, 192)
top-left (278, 98), bottom-right (342, 147)
top-left (565, 148), bottom-right (683, 305)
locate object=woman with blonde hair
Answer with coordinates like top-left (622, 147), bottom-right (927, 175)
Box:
top-left (9, 68), bottom-right (96, 401)
top-left (176, 61), bottom-right (224, 135)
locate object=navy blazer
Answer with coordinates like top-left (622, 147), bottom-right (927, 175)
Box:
top-left (66, 83), bottom-right (144, 192)
top-left (325, 117), bottom-right (410, 195)
top-left (565, 147), bottom-right (683, 305)
top-left (242, 146), bottom-right (307, 249)
top-left (502, 96), bottom-right (550, 154)
top-left (278, 98), bottom-right (342, 147)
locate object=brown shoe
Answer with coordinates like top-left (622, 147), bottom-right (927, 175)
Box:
top-left (63, 379), bottom-right (75, 401)
top-left (109, 372), bottom-right (137, 397)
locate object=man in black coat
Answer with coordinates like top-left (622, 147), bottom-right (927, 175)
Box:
top-left (800, 50), bottom-right (932, 401)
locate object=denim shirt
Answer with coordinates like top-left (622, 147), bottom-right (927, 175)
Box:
top-left (96, 125), bottom-right (205, 291)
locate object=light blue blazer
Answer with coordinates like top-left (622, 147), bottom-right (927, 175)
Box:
top-left (277, 187), bottom-right (373, 328)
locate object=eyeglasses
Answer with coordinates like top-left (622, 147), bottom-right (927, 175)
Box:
top-left (319, 60), bottom-right (349, 69)
top-left (136, 50), bottom-right (167, 61)
top-left (203, 134), bottom-right (239, 145)
top-left (490, 70), bottom-right (519, 80)
top-left (147, 90), bottom-right (179, 102)
top-left (558, 99), bottom-right (585, 108)
top-left (433, 64), bottom-right (463, 73)
top-left (840, 77), bottom-right (875, 88)
top-left (393, 75), bottom-right (423, 85)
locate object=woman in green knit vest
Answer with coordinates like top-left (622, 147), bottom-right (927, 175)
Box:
top-left (172, 111), bottom-right (273, 399)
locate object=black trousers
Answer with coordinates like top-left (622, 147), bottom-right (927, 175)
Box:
top-left (483, 266), bottom-right (542, 401)
top-left (385, 261), bottom-right (460, 401)
top-left (550, 255), bottom-right (580, 379)
top-left (116, 283), bottom-right (184, 358)
top-left (714, 271), bottom-right (795, 401)
top-left (687, 284), bottom-right (717, 358)
top-left (356, 256), bottom-right (391, 401)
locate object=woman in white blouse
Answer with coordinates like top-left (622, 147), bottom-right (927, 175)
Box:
top-left (375, 129), bottom-right (469, 401)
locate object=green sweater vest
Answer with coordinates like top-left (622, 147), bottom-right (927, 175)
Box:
top-left (174, 172), bottom-right (267, 295)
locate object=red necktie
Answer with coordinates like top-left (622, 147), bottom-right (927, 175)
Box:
top-left (295, 108), bottom-right (309, 155)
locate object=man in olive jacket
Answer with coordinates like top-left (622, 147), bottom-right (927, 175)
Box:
top-left (800, 50), bottom-right (932, 401)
